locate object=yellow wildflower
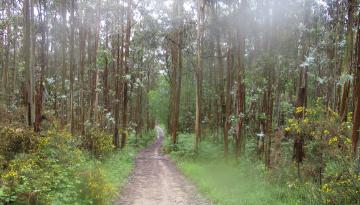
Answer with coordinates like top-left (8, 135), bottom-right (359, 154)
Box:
top-left (4, 170), bottom-right (18, 178)
top-left (295, 107), bottom-right (304, 114)
top-left (328, 136), bottom-right (338, 145)
top-left (284, 127), bottom-right (291, 132)
top-left (306, 108), bottom-right (315, 115)
top-left (303, 118), bottom-right (309, 124)
top-left (322, 183), bottom-right (332, 193)
top-left (323, 130), bottom-right (330, 135)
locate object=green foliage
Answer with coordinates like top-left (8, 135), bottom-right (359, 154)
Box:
top-left (167, 134), bottom-right (307, 205)
top-left (148, 76), bottom-right (169, 125)
top-left (279, 99), bottom-right (359, 204)
top-left (0, 126), bottom-right (155, 205)
top-left (0, 129), bottom-right (86, 204)
top-left (163, 133), bottom-right (197, 158)
top-left (0, 126), bottom-right (38, 164)
top-left (127, 129), bottom-right (156, 148)
top-left (167, 130), bottom-right (360, 205)
top-left (81, 129), bottom-right (114, 158)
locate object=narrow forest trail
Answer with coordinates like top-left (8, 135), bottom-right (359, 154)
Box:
top-left (115, 127), bottom-right (211, 205)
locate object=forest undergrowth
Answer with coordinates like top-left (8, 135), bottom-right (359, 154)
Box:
top-left (164, 106), bottom-right (360, 205)
top-left (0, 123), bottom-right (155, 205)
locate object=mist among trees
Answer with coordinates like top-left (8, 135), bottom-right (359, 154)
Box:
top-left (0, 0), bottom-right (360, 204)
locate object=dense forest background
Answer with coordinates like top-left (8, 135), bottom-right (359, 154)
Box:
top-left (0, 0), bottom-right (360, 204)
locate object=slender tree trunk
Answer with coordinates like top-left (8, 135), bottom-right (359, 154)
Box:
top-left (293, 0), bottom-right (311, 177)
top-left (103, 22), bottom-right (110, 113)
top-left (170, 38), bottom-right (178, 144)
top-left (169, 0), bottom-right (183, 145)
top-left (79, 21), bottom-right (87, 135)
top-left (12, 0), bottom-right (17, 99)
top-left (69, 0), bottom-right (76, 134)
top-left (224, 41), bottom-right (233, 156)
top-left (23, 0), bottom-right (35, 127)
top-left (2, 5), bottom-right (11, 106)
top-left (195, 0), bottom-right (205, 150)
top-left (60, 0), bottom-right (67, 125)
top-left (235, 34), bottom-right (245, 159)
top-left (121, 0), bottom-right (132, 149)
top-left (34, 0), bottom-right (47, 132)
top-left (339, 0), bottom-right (355, 122)
top-left (216, 32), bottom-right (225, 141)
top-left (90, 0), bottom-right (101, 124)
top-left (174, 33), bottom-right (183, 143)
top-left (114, 23), bottom-right (124, 148)
top-left (351, 15), bottom-right (360, 155)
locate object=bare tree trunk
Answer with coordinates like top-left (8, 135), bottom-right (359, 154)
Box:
top-left (293, 0), bottom-right (311, 177)
top-left (339, 0), bottom-right (355, 122)
top-left (103, 21), bottom-right (110, 113)
top-left (352, 15), bottom-right (360, 155)
top-left (34, 0), bottom-right (47, 132)
top-left (79, 23), bottom-right (87, 135)
top-left (60, 0), bottom-right (67, 125)
top-left (169, 0), bottom-right (183, 145)
top-left (216, 31), bottom-right (225, 142)
top-left (121, 0), bottom-right (132, 149)
top-left (235, 38), bottom-right (245, 159)
top-left (90, 0), bottom-right (101, 124)
top-left (224, 41), bottom-right (233, 156)
top-left (12, 0), bottom-right (17, 100)
top-left (114, 14), bottom-right (125, 148)
top-left (2, 5), bottom-right (11, 106)
top-left (169, 37), bottom-right (178, 144)
top-left (69, 0), bottom-right (76, 134)
top-left (23, 0), bottom-right (35, 127)
top-left (195, 0), bottom-right (205, 150)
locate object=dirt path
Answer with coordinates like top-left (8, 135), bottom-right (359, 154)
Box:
top-left (114, 127), bottom-right (211, 205)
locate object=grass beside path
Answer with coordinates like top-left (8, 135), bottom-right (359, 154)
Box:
top-left (165, 133), bottom-right (317, 205)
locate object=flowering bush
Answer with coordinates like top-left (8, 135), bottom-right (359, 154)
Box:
top-left (284, 99), bottom-right (358, 204)
top-left (81, 129), bottom-right (114, 157)
top-left (0, 127), bottom-right (129, 204)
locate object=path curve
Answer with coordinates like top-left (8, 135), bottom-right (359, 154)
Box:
top-left (114, 127), bottom-right (211, 205)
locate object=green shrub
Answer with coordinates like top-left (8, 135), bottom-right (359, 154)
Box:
top-left (0, 126), bottom-right (38, 165)
top-left (81, 129), bottom-right (114, 157)
top-left (163, 133), bottom-right (198, 159)
top-left (76, 167), bottom-right (114, 205)
top-left (127, 130), bottom-right (155, 148)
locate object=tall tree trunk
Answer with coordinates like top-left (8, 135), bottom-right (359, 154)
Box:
top-left (216, 31), bottom-right (225, 141)
top-left (114, 25), bottom-right (124, 148)
top-left (34, 0), bottom-right (47, 132)
top-left (293, 0), bottom-right (311, 177)
top-left (12, 0), bottom-right (17, 99)
top-left (60, 0), bottom-right (67, 125)
top-left (351, 14), bottom-right (360, 155)
top-left (79, 23), bottom-right (87, 135)
top-left (2, 5), bottom-right (11, 106)
top-left (121, 0), bottom-right (132, 149)
top-left (170, 0), bottom-right (183, 145)
top-left (224, 40), bottom-right (233, 156)
top-left (169, 39), bottom-right (178, 144)
top-left (103, 21), bottom-right (110, 113)
top-left (195, 0), bottom-right (205, 150)
top-left (339, 0), bottom-right (355, 122)
top-left (23, 0), bottom-right (35, 127)
top-left (69, 0), bottom-right (76, 134)
top-left (90, 0), bottom-right (101, 124)
top-left (235, 36), bottom-right (245, 159)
